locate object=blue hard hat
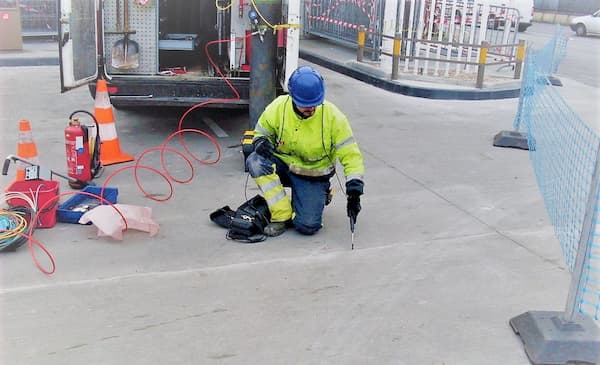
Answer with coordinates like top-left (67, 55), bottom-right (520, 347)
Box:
top-left (288, 66), bottom-right (325, 107)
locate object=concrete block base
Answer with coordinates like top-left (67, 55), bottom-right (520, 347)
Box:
top-left (493, 130), bottom-right (529, 150)
top-left (510, 311), bottom-right (600, 365)
top-left (547, 75), bottom-right (563, 87)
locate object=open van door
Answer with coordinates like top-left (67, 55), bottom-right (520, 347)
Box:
top-left (282, 0), bottom-right (300, 92)
top-left (58, 0), bottom-right (98, 92)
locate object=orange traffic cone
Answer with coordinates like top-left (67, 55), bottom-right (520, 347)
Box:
top-left (15, 119), bottom-right (39, 181)
top-left (94, 79), bottom-right (134, 166)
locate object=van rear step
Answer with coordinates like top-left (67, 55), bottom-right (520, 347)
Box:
top-left (88, 78), bottom-right (250, 108)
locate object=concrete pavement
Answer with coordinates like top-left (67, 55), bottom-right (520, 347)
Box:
top-left (0, 35), bottom-right (596, 365)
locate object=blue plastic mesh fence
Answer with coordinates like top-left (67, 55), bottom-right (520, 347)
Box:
top-left (513, 28), bottom-right (600, 321)
top-left (513, 27), bottom-right (569, 132)
top-left (580, 186), bottom-right (600, 320)
top-left (550, 25), bottom-right (569, 74)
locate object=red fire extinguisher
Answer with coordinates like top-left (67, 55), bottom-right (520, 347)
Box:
top-left (65, 110), bottom-right (102, 189)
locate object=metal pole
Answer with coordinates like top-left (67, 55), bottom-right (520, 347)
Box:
top-left (514, 40), bottom-right (525, 79)
top-left (357, 25), bottom-right (365, 62)
top-left (549, 25), bottom-right (559, 75)
top-left (249, 1), bottom-right (281, 130)
top-left (564, 142), bottom-right (600, 321)
top-left (476, 42), bottom-right (488, 89)
top-left (391, 32), bottom-right (401, 80)
top-left (513, 48), bottom-right (531, 132)
top-left (371, 1), bottom-right (383, 62)
top-left (395, 0), bottom-right (403, 33)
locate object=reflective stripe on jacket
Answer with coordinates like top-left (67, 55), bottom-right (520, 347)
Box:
top-left (254, 95), bottom-right (364, 180)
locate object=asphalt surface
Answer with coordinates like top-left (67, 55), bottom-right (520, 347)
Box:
top-left (0, 29), bottom-right (598, 364)
top-left (518, 23), bottom-right (600, 89)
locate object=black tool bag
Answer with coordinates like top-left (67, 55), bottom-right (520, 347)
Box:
top-left (209, 195), bottom-right (271, 243)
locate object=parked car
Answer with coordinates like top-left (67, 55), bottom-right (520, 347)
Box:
top-left (504, 0), bottom-right (534, 32)
top-left (428, 0), bottom-right (533, 32)
top-left (570, 10), bottom-right (600, 36)
top-left (481, 0), bottom-right (534, 32)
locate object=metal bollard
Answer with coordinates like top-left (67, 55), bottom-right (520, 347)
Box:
top-left (357, 25), bottom-right (365, 62)
top-left (476, 42), bottom-right (489, 89)
top-left (514, 40), bottom-right (525, 79)
top-left (391, 32), bottom-right (402, 80)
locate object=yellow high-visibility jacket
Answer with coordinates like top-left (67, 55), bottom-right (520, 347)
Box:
top-left (254, 95), bottom-right (364, 181)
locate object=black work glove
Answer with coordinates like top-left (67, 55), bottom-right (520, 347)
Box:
top-left (346, 179), bottom-right (364, 223)
top-left (347, 194), bottom-right (361, 224)
top-left (253, 137), bottom-right (274, 158)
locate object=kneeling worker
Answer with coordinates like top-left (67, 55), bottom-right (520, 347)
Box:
top-left (246, 66), bottom-right (365, 237)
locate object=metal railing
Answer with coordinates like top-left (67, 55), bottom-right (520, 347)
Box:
top-left (303, 0), bottom-right (384, 61)
top-left (356, 25), bottom-right (525, 88)
top-left (19, 0), bottom-right (58, 37)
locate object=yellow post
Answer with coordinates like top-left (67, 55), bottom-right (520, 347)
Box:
top-left (476, 42), bottom-right (489, 89)
top-left (391, 32), bottom-right (402, 80)
top-left (357, 25), bottom-right (366, 62)
top-left (514, 40), bottom-right (526, 79)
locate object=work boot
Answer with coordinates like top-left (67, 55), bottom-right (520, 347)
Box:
top-left (264, 220), bottom-right (291, 237)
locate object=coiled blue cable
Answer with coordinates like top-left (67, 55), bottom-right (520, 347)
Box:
top-left (0, 208), bottom-right (31, 252)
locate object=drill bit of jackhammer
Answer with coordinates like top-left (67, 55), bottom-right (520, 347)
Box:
top-left (350, 216), bottom-right (355, 250)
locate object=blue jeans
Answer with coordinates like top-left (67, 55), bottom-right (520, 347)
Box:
top-left (246, 152), bottom-right (330, 235)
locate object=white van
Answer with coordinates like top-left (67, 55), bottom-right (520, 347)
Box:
top-left (487, 0), bottom-right (534, 31)
top-left (450, 0), bottom-right (534, 32)
top-left (58, 0), bottom-right (300, 110)
top-left (508, 0), bottom-right (534, 31)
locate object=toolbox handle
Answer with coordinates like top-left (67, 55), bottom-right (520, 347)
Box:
top-left (2, 157), bottom-right (11, 175)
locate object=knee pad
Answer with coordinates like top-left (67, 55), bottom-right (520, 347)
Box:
top-left (246, 153), bottom-right (273, 178)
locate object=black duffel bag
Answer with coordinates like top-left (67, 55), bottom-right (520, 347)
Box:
top-left (209, 195), bottom-right (271, 243)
